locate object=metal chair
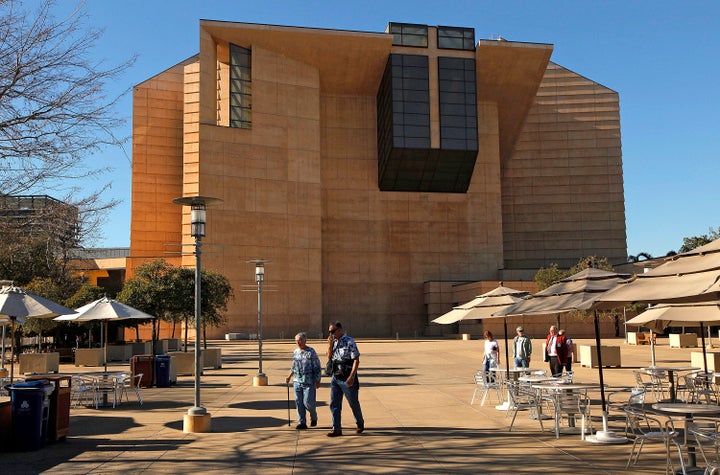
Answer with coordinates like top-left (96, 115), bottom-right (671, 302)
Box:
top-left (119, 373), bottom-right (144, 405)
top-left (689, 417), bottom-right (720, 475)
top-left (470, 370), bottom-right (502, 406)
top-left (70, 375), bottom-right (97, 408)
top-left (624, 405), bottom-right (685, 474)
top-left (606, 386), bottom-right (646, 436)
top-left (547, 387), bottom-right (593, 439)
top-left (506, 380), bottom-right (544, 433)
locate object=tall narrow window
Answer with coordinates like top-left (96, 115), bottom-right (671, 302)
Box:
top-left (230, 43), bottom-right (251, 129)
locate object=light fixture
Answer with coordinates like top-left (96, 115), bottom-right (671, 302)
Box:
top-left (173, 195), bottom-right (223, 433)
top-left (247, 259), bottom-right (270, 386)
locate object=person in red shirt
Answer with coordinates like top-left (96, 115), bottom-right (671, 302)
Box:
top-left (544, 325), bottom-right (567, 376)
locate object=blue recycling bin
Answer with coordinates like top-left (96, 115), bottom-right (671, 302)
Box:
top-left (8, 380), bottom-right (54, 451)
top-left (155, 354), bottom-right (171, 388)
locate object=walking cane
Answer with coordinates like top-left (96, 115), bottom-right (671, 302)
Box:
top-left (286, 381), bottom-right (291, 426)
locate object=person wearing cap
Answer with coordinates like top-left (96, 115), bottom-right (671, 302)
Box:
top-left (512, 326), bottom-right (532, 368)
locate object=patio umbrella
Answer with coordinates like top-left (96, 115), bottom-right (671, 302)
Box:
top-left (492, 267), bottom-right (630, 444)
top-left (0, 285), bottom-right (76, 383)
top-left (432, 285), bottom-right (530, 381)
top-left (55, 297), bottom-right (156, 371)
top-left (625, 302), bottom-right (720, 373)
top-left (598, 238), bottom-right (720, 305)
top-left (432, 286), bottom-right (530, 324)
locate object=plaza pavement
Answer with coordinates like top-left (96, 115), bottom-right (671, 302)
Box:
top-left (1, 335), bottom-right (712, 474)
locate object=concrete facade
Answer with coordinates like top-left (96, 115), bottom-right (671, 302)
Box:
top-left (129, 21), bottom-right (626, 339)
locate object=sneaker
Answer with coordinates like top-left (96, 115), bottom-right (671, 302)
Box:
top-left (326, 430), bottom-right (342, 437)
top-left (356, 424), bottom-right (365, 434)
top-left (296, 423), bottom-right (307, 430)
top-left (310, 420), bottom-right (317, 427)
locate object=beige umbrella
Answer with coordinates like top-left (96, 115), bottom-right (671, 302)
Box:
top-left (0, 285), bottom-right (76, 383)
top-left (492, 267), bottom-right (630, 444)
top-left (598, 239), bottom-right (720, 305)
top-left (626, 302), bottom-right (720, 371)
top-left (432, 286), bottom-right (529, 324)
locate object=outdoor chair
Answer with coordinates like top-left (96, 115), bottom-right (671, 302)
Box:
top-left (119, 373), bottom-right (144, 405)
top-left (689, 417), bottom-right (720, 475)
top-left (548, 388), bottom-right (593, 440)
top-left (624, 405), bottom-right (685, 474)
top-left (606, 386), bottom-right (646, 436)
top-left (94, 374), bottom-right (121, 408)
top-left (634, 369), bottom-right (665, 402)
top-left (70, 375), bottom-right (97, 408)
top-left (690, 373), bottom-right (719, 404)
top-left (470, 370), bottom-right (502, 406)
top-left (507, 380), bottom-right (544, 433)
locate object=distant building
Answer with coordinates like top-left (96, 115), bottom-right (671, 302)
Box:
top-left (69, 247), bottom-right (129, 296)
top-left (129, 21), bottom-right (627, 338)
top-left (0, 194), bottom-right (79, 241)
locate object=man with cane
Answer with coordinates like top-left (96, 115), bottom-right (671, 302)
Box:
top-left (285, 332), bottom-right (322, 429)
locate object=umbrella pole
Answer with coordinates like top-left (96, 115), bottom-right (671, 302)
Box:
top-left (650, 330), bottom-right (656, 367)
top-left (9, 317), bottom-right (15, 385)
top-left (1, 324), bottom-right (5, 370)
top-left (701, 322), bottom-right (708, 374)
top-left (586, 310), bottom-right (627, 444)
top-left (503, 318), bottom-right (509, 372)
top-left (104, 320), bottom-right (108, 372)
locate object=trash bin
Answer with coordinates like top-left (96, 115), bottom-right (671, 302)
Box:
top-left (131, 354), bottom-right (154, 388)
top-left (7, 380), bottom-right (54, 451)
top-left (25, 374), bottom-right (71, 442)
top-left (155, 354), bottom-right (171, 388)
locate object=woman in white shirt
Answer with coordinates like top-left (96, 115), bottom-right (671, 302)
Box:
top-left (482, 330), bottom-right (500, 372)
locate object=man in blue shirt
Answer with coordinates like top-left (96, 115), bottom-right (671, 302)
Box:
top-left (326, 321), bottom-right (365, 437)
top-left (286, 332), bottom-right (322, 430)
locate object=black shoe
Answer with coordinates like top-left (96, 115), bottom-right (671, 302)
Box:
top-left (326, 430), bottom-right (342, 437)
top-left (296, 423), bottom-right (307, 430)
top-left (310, 420), bottom-right (317, 427)
top-left (356, 424), bottom-right (365, 434)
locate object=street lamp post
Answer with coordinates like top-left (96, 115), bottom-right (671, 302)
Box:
top-left (247, 259), bottom-right (269, 386)
top-left (173, 195), bottom-right (223, 433)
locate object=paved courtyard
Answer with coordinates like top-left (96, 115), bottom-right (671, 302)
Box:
top-left (2, 334), bottom-right (714, 474)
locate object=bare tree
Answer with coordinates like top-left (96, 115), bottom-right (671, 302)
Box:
top-left (0, 0), bottom-right (134, 234)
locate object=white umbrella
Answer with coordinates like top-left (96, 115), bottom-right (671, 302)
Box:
top-left (55, 297), bottom-right (156, 370)
top-left (0, 285), bottom-right (76, 383)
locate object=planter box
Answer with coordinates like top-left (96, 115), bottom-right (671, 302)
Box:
top-left (75, 348), bottom-right (104, 367)
top-left (131, 342), bottom-right (152, 356)
top-left (106, 344), bottom-right (133, 362)
top-left (168, 351), bottom-right (202, 375)
top-left (202, 348), bottom-right (222, 369)
top-left (19, 352), bottom-right (60, 374)
top-left (691, 351), bottom-right (720, 372)
top-left (579, 345), bottom-right (621, 368)
top-left (669, 333), bottom-right (698, 348)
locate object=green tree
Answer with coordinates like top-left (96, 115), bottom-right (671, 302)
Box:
top-left (680, 226), bottom-right (720, 253)
top-left (117, 260), bottom-right (233, 349)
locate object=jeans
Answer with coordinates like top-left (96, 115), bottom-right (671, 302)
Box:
top-left (293, 382), bottom-right (317, 424)
top-left (514, 357), bottom-right (529, 368)
top-left (330, 376), bottom-right (364, 431)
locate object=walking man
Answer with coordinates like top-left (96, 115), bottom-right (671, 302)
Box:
top-left (326, 321), bottom-right (365, 437)
top-left (285, 332), bottom-right (321, 430)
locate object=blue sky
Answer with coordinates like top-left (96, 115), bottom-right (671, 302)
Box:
top-left (51, 0), bottom-right (719, 258)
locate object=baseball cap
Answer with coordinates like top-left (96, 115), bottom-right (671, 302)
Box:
top-left (516, 326), bottom-right (524, 332)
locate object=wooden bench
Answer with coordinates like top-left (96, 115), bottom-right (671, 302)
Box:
top-left (630, 332), bottom-right (656, 345)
